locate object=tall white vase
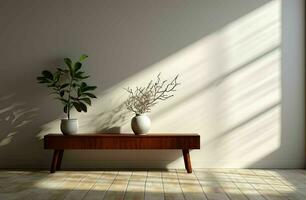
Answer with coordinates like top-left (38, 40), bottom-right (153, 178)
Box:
top-left (60, 119), bottom-right (78, 135)
top-left (131, 114), bottom-right (151, 135)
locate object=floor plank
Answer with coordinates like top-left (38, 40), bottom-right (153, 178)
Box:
top-left (231, 171), bottom-right (266, 200)
top-left (103, 171), bottom-right (132, 200)
top-left (0, 169), bottom-right (306, 200)
top-left (145, 171), bottom-right (164, 200)
top-left (195, 170), bottom-right (231, 200)
top-left (63, 171), bottom-right (102, 200)
top-left (124, 171), bottom-right (147, 200)
top-left (25, 171), bottom-right (72, 200)
top-left (83, 171), bottom-right (118, 200)
top-left (0, 171), bottom-right (48, 200)
top-left (162, 170), bottom-right (185, 200)
top-left (177, 169), bottom-right (207, 200)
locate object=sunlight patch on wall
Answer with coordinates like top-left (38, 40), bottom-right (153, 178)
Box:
top-left (37, 0), bottom-right (281, 168)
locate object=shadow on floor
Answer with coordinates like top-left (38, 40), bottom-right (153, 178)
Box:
top-left (0, 169), bottom-right (305, 199)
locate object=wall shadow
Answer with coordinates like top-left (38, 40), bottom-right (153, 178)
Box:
top-left (0, 94), bottom-right (38, 146)
top-left (0, 0), bottom-right (287, 170)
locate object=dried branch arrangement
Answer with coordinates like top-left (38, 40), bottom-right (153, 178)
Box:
top-left (124, 73), bottom-right (180, 115)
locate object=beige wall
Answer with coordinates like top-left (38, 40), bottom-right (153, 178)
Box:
top-left (0, 0), bottom-right (304, 169)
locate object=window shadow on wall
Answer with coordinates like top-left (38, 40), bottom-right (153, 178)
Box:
top-left (0, 0), bottom-right (282, 169)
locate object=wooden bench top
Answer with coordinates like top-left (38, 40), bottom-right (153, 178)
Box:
top-left (44, 133), bottom-right (200, 149)
top-left (44, 133), bottom-right (200, 173)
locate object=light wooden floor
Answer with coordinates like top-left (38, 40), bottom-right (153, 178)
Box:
top-left (1, 169), bottom-right (306, 200)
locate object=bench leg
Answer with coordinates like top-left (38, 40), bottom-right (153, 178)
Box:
top-left (50, 150), bottom-right (60, 173)
top-left (56, 150), bottom-right (64, 170)
top-left (182, 149), bottom-right (192, 173)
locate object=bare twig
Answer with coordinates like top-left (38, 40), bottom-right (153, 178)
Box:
top-left (124, 73), bottom-right (180, 114)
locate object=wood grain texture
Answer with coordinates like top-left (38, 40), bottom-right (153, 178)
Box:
top-left (183, 149), bottom-right (192, 173)
top-left (44, 133), bottom-right (200, 149)
top-left (1, 170), bottom-right (306, 200)
top-left (44, 133), bottom-right (200, 173)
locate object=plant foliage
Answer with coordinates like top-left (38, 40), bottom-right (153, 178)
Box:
top-left (37, 55), bottom-right (97, 119)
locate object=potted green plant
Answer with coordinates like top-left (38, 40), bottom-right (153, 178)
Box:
top-left (37, 54), bottom-right (97, 135)
top-left (124, 73), bottom-right (179, 135)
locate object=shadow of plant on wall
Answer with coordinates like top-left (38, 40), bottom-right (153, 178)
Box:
top-left (85, 101), bottom-right (131, 133)
top-left (36, 0), bottom-right (282, 169)
top-left (36, 99), bottom-right (131, 138)
top-left (0, 94), bottom-right (38, 146)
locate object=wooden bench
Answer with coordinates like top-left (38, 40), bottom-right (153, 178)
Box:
top-left (44, 133), bottom-right (200, 173)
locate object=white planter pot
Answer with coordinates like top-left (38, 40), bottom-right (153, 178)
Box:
top-left (131, 114), bottom-right (151, 135)
top-left (60, 119), bottom-right (78, 135)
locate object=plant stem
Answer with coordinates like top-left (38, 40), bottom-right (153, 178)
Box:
top-left (67, 75), bottom-right (73, 119)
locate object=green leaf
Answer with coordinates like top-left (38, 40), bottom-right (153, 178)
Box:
top-left (60, 90), bottom-right (65, 97)
top-left (73, 102), bottom-right (82, 112)
top-left (83, 93), bottom-right (97, 98)
top-left (64, 58), bottom-right (74, 77)
top-left (79, 54), bottom-right (88, 61)
top-left (83, 86), bottom-right (97, 92)
top-left (77, 88), bottom-right (82, 96)
top-left (60, 83), bottom-right (69, 89)
top-left (79, 102), bottom-right (87, 112)
top-left (70, 96), bottom-right (79, 101)
top-left (64, 58), bottom-right (72, 68)
top-left (79, 82), bottom-right (86, 92)
top-left (57, 67), bottom-right (69, 73)
top-left (47, 83), bottom-right (56, 88)
top-left (74, 71), bottom-right (84, 78)
top-left (76, 71), bottom-right (84, 75)
top-left (54, 71), bottom-right (61, 81)
top-left (42, 70), bottom-right (53, 80)
top-left (80, 98), bottom-right (91, 105)
top-left (74, 62), bottom-right (82, 72)
top-left (81, 82), bottom-right (87, 88)
top-left (37, 76), bottom-right (51, 83)
top-left (79, 75), bottom-right (90, 79)
top-left (72, 83), bottom-right (80, 87)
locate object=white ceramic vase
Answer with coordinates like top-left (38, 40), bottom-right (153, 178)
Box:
top-left (131, 114), bottom-right (151, 135)
top-left (60, 119), bottom-right (78, 135)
